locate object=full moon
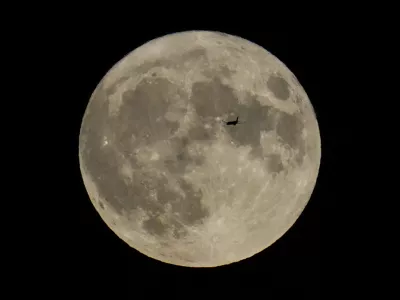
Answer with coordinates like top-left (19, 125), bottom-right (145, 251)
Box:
top-left (79, 31), bottom-right (321, 267)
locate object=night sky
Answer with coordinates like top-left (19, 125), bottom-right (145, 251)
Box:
top-left (36, 23), bottom-right (356, 297)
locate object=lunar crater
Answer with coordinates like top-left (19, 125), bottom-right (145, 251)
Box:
top-left (266, 73), bottom-right (291, 100)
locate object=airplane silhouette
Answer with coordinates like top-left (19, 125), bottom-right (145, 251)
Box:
top-left (222, 116), bottom-right (244, 126)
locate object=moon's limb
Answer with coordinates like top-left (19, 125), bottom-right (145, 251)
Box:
top-left (79, 30), bottom-right (321, 267)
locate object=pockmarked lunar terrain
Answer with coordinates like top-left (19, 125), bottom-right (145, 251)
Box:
top-left (79, 31), bottom-right (321, 267)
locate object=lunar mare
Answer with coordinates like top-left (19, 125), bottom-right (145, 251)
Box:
top-left (79, 31), bottom-right (321, 267)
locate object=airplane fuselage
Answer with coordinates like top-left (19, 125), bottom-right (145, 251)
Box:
top-left (226, 120), bottom-right (238, 126)
top-left (225, 116), bottom-right (239, 126)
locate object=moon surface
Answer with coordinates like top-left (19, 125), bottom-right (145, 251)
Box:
top-left (79, 31), bottom-right (321, 267)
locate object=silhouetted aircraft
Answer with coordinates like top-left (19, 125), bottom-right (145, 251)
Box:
top-left (222, 116), bottom-right (244, 126)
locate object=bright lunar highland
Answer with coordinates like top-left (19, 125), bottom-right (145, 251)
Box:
top-left (79, 31), bottom-right (321, 267)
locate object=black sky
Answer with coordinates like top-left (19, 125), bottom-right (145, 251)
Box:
top-left (39, 25), bottom-right (355, 297)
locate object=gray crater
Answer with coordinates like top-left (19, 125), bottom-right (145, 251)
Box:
top-left (142, 217), bottom-right (167, 236)
top-left (267, 153), bottom-right (284, 174)
top-left (267, 74), bottom-right (290, 100)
